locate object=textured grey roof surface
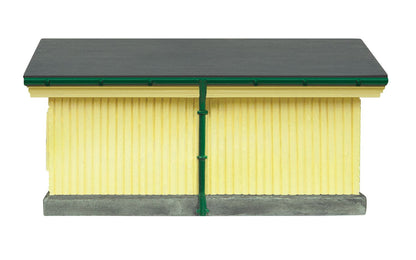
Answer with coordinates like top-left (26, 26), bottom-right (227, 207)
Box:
top-left (24, 39), bottom-right (387, 78)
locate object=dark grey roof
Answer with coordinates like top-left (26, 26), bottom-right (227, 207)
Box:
top-left (24, 39), bottom-right (387, 78)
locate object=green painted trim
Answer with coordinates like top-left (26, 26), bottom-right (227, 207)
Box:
top-left (196, 80), bottom-right (209, 216)
top-left (24, 77), bottom-right (388, 86)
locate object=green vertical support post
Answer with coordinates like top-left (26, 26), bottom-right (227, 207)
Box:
top-left (197, 80), bottom-right (209, 216)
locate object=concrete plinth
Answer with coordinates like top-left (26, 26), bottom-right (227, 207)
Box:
top-left (44, 193), bottom-right (366, 216)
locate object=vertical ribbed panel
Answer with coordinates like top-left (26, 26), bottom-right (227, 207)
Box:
top-left (206, 98), bottom-right (361, 195)
top-left (47, 98), bottom-right (198, 195)
top-left (47, 97), bottom-right (361, 196)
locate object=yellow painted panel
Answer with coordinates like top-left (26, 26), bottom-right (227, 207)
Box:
top-left (207, 86), bottom-right (383, 98)
top-left (47, 98), bottom-right (199, 195)
top-left (31, 86), bottom-right (199, 98)
top-left (206, 98), bottom-right (361, 195)
top-left (352, 98), bottom-right (361, 194)
top-left (47, 97), bottom-right (361, 195)
top-left (30, 86), bottom-right (384, 98)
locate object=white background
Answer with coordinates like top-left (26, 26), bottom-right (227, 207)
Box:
top-left (1, 0), bottom-right (415, 259)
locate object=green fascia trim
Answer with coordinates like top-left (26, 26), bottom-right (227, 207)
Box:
top-left (24, 77), bottom-right (388, 86)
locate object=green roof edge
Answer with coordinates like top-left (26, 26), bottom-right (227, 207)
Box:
top-left (24, 77), bottom-right (388, 86)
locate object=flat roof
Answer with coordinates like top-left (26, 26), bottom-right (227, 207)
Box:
top-left (24, 39), bottom-right (387, 86)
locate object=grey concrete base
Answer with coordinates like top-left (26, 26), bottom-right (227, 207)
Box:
top-left (207, 194), bottom-right (366, 216)
top-left (43, 192), bottom-right (366, 216)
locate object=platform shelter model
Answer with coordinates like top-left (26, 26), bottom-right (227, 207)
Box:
top-left (24, 39), bottom-right (388, 216)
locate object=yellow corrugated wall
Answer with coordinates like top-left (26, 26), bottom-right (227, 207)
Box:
top-left (206, 98), bottom-right (361, 195)
top-left (47, 97), bottom-right (360, 195)
top-left (47, 98), bottom-right (199, 195)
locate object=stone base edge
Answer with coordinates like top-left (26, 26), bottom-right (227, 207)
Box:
top-left (43, 192), bottom-right (366, 216)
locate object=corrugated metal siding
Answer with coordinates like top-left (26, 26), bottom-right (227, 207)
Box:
top-left (47, 98), bottom-right (199, 195)
top-left (206, 98), bottom-right (361, 195)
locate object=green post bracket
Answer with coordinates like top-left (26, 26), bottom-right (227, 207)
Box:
top-left (196, 80), bottom-right (209, 216)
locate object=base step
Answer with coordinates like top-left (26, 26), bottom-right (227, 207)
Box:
top-left (43, 193), bottom-right (366, 216)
